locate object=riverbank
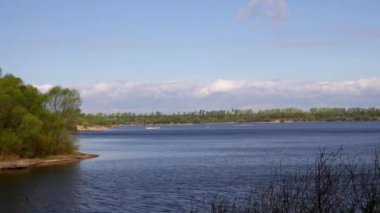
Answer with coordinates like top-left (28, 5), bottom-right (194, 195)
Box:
top-left (77, 125), bottom-right (117, 131)
top-left (76, 120), bottom-right (379, 132)
top-left (77, 120), bottom-right (298, 129)
top-left (78, 108), bottom-right (380, 128)
top-left (0, 153), bottom-right (99, 171)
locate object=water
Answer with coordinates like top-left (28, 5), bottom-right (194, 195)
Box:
top-left (0, 122), bottom-right (379, 212)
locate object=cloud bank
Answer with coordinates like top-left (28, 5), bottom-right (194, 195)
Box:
top-left (35, 78), bottom-right (380, 113)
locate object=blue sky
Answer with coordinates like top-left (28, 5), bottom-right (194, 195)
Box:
top-left (1, 0), bottom-right (380, 112)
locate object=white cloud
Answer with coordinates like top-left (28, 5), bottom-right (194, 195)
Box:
top-left (52, 78), bottom-right (380, 113)
top-left (199, 79), bottom-right (245, 96)
top-left (237, 0), bottom-right (288, 24)
top-left (35, 78), bottom-right (380, 113)
top-left (34, 84), bottom-right (53, 93)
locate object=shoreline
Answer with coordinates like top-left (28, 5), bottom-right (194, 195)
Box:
top-left (77, 125), bottom-right (117, 131)
top-left (78, 120), bottom-right (371, 130)
top-left (77, 119), bottom-right (368, 128)
top-left (0, 153), bottom-right (99, 171)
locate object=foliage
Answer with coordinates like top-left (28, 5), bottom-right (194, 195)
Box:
top-left (78, 107), bottom-right (380, 126)
top-left (44, 86), bottom-right (81, 131)
top-left (0, 73), bottom-right (81, 157)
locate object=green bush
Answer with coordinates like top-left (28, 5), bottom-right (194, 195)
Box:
top-left (0, 130), bottom-right (22, 155)
top-left (0, 73), bottom-right (81, 158)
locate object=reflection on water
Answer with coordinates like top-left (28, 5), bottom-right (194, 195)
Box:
top-left (0, 122), bottom-right (380, 212)
top-left (0, 164), bottom-right (80, 212)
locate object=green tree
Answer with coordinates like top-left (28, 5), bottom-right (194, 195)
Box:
top-left (0, 74), bottom-right (81, 158)
top-left (44, 86), bottom-right (82, 130)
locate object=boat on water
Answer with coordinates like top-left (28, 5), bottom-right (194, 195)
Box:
top-left (145, 126), bottom-right (161, 130)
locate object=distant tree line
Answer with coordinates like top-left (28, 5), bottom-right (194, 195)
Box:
top-left (78, 108), bottom-right (380, 127)
top-left (0, 72), bottom-right (81, 158)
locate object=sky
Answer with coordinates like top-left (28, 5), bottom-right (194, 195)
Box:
top-left (1, 0), bottom-right (380, 113)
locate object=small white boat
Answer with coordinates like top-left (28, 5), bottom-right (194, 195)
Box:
top-left (145, 126), bottom-right (161, 130)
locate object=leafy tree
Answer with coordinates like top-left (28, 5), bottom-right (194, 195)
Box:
top-left (0, 130), bottom-right (22, 156)
top-left (0, 74), bottom-right (81, 157)
top-left (44, 86), bottom-right (82, 130)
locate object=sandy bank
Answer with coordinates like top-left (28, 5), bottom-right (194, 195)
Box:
top-left (0, 153), bottom-right (99, 171)
top-left (77, 125), bottom-right (117, 131)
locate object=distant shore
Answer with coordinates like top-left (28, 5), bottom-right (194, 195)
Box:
top-left (0, 153), bottom-right (99, 171)
top-left (77, 125), bottom-right (117, 131)
top-left (77, 119), bottom-right (378, 131)
top-left (76, 120), bottom-right (298, 130)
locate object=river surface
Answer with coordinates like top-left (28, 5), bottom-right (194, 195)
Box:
top-left (0, 122), bottom-right (379, 212)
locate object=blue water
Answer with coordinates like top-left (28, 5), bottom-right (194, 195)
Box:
top-left (0, 122), bottom-right (379, 212)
